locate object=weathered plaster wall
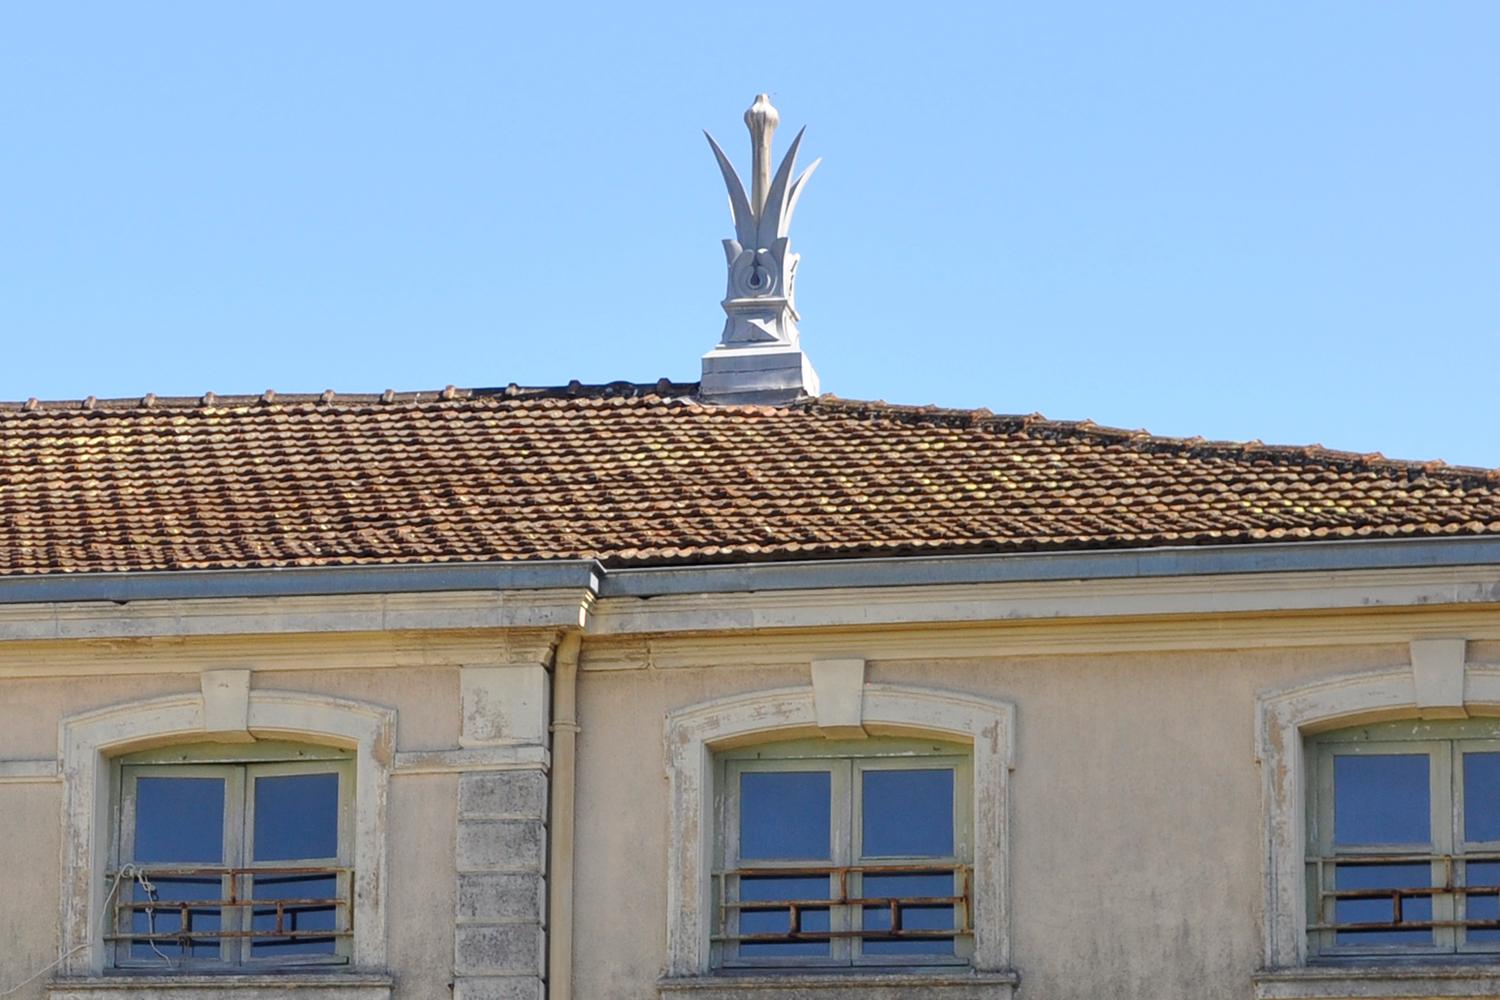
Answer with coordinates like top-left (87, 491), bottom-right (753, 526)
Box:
top-left (255, 666), bottom-right (461, 753)
top-left (0, 673), bottom-right (197, 757)
top-left (569, 640), bottom-right (1412, 1000)
top-left (2, 607), bottom-right (1495, 1000)
top-left (0, 783), bottom-right (63, 1000)
top-left (386, 772), bottom-right (459, 998)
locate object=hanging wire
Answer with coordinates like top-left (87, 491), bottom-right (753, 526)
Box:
top-left (135, 869), bottom-right (175, 967)
top-left (0, 864), bottom-right (156, 997)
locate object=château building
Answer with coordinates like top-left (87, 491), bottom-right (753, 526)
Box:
top-left (3, 97), bottom-right (1500, 1000)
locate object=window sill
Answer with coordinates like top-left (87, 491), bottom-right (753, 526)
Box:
top-left (658, 970), bottom-right (1019, 999)
top-left (47, 975), bottom-right (393, 1000)
top-left (1255, 965), bottom-right (1500, 999)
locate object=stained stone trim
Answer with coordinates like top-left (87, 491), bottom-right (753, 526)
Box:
top-left (1254, 965), bottom-right (1500, 999)
top-left (454, 766), bottom-right (549, 1000)
top-left (658, 971), bottom-right (1019, 999)
top-left (452, 978), bottom-right (543, 1000)
top-left (47, 976), bottom-right (393, 999)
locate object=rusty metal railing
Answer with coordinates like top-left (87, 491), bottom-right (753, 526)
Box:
top-left (1308, 851), bottom-right (1500, 934)
top-left (105, 865), bottom-right (352, 950)
top-left (712, 863), bottom-right (970, 945)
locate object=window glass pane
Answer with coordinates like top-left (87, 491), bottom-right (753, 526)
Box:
top-left (862, 769), bottom-right (954, 858)
top-left (739, 771), bottom-right (831, 861)
top-left (861, 872), bottom-right (956, 956)
top-left (251, 873), bottom-right (339, 956)
top-left (128, 876), bottom-right (221, 960)
top-left (1465, 753), bottom-right (1500, 843)
top-left (1333, 754), bottom-right (1430, 846)
top-left (1464, 860), bottom-right (1500, 943)
top-left (133, 777), bottom-right (225, 864)
top-left (254, 772), bottom-right (340, 861)
top-left (737, 875), bottom-right (831, 958)
top-left (1333, 862), bottom-right (1434, 947)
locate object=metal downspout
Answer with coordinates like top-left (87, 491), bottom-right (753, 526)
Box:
top-left (547, 631), bottom-right (582, 1000)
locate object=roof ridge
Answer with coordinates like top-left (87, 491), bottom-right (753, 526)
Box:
top-left (802, 395), bottom-right (1500, 481)
top-left (3, 383), bottom-right (1495, 481)
top-left (0, 379), bottom-right (705, 413)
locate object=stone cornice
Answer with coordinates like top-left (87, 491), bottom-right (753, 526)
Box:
top-left (0, 588), bottom-right (593, 643)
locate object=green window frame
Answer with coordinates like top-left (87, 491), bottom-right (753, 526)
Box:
top-left (1307, 719), bottom-right (1500, 958)
top-left (109, 741), bottom-right (355, 970)
top-left (713, 737), bottom-right (974, 970)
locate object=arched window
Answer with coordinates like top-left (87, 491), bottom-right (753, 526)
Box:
top-left (58, 687), bottom-right (393, 978)
top-left (662, 677), bottom-right (1015, 996)
top-left (1254, 644), bottom-right (1500, 1000)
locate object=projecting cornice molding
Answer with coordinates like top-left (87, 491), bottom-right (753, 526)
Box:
top-left (0, 540), bottom-right (1496, 662)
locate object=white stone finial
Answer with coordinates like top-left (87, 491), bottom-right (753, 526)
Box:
top-left (744, 94), bottom-right (779, 220)
top-left (700, 95), bottom-right (822, 405)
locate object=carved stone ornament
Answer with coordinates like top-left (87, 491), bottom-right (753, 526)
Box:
top-left (699, 94), bottom-right (822, 404)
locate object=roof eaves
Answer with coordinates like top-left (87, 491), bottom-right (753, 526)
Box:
top-left (0, 536), bottom-right (1496, 605)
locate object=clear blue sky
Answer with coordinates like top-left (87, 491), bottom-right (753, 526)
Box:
top-left (2, 3), bottom-right (1497, 466)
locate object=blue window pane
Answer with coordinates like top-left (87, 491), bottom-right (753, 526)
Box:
top-left (134, 777), bottom-right (225, 863)
top-left (862, 769), bottom-right (954, 858)
top-left (1334, 755), bottom-right (1429, 846)
top-left (128, 876), bottom-right (221, 960)
top-left (1465, 860), bottom-right (1500, 942)
top-left (1334, 863), bottom-right (1433, 946)
top-left (738, 875), bottom-right (831, 958)
top-left (254, 773), bottom-right (340, 861)
top-left (1465, 753), bottom-right (1500, 843)
top-left (862, 872), bottom-right (957, 956)
top-left (739, 771), bottom-right (831, 861)
top-left (251, 873), bottom-right (339, 956)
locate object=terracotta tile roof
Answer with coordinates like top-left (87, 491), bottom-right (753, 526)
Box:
top-left (1, 381), bottom-right (1498, 575)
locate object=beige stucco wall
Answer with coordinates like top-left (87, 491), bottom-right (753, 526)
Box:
top-left (0, 782), bottom-right (64, 997)
top-left (386, 772), bottom-right (458, 997)
top-left (1, 591), bottom-right (1498, 1000)
top-left (569, 639), bottom-right (1425, 1000)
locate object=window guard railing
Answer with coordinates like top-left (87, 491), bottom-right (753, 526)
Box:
top-left (712, 862), bottom-right (971, 944)
top-left (105, 865), bottom-right (353, 946)
top-left (1308, 851), bottom-right (1500, 933)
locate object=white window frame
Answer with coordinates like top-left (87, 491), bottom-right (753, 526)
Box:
top-left (58, 687), bottom-right (394, 977)
top-left (1303, 721), bottom-right (1500, 960)
top-left (716, 738), bottom-right (974, 969)
top-left (111, 743), bottom-right (356, 970)
top-left (663, 682), bottom-right (1014, 978)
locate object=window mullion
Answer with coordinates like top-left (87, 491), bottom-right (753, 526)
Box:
top-left (1436, 742), bottom-right (1460, 952)
top-left (226, 766), bottom-right (248, 966)
top-left (721, 759), bottom-right (742, 966)
top-left (115, 767), bottom-right (137, 970)
top-left (833, 759), bottom-right (854, 965)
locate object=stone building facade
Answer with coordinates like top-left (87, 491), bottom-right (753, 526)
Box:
top-left (0, 385), bottom-right (1498, 1000)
